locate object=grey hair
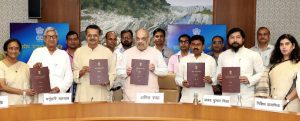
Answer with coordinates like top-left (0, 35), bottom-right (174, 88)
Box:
top-left (43, 27), bottom-right (58, 36)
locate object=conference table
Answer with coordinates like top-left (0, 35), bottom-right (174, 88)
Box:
top-left (0, 102), bottom-right (299, 121)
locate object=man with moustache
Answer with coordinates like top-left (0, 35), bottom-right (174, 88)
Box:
top-left (73, 25), bottom-right (116, 102)
top-left (105, 31), bottom-right (118, 52)
top-left (117, 28), bottom-right (168, 101)
top-left (250, 27), bottom-right (274, 67)
top-left (111, 29), bottom-right (134, 101)
top-left (168, 34), bottom-right (191, 74)
top-left (27, 27), bottom-right (73, 103)
top-left (208, 36), bottom-right (225, 95)
top-left (216, 28), bottom-right (264, 107)
top-left (208, 36), bottom-right (225, 63)
top-left (175, 35), bottom-right (216, 103)
top-left (65, 30), bottom-right (81, 102)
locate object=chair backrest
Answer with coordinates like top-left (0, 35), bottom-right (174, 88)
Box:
top-left (158, 74), bottom-right (177, 90)
top-left (158, 74), bottom-right (180, 102)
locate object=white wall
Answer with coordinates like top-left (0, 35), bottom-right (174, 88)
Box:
top-left (256, 0), bottom-right (300, 45)
top-left (0, 0), bottom-right (37, 50)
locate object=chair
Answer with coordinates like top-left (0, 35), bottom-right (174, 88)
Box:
top-left (158, 74), bottom-right (180, 102)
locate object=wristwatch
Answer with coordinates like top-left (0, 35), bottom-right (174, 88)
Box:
top-left (284, 97), bottom-right (290, 104)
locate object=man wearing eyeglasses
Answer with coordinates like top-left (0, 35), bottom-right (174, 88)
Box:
top-left (168, 34), bottom-right (191, 74)
top-left (208, 36), bottom-right (225, 95)
top-left (208, 36), bottom-right (225, 63)
top-left (27, 27), bottom-right (73, 103)
top-left (72, 25), bottom-right (116, 102)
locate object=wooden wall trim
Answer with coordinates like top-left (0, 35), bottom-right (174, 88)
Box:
top-left (40, 0), bottom-right (256, 48)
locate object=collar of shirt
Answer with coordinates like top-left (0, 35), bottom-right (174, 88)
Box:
top-left (43, 46), bottom-right (59, 55)
top-left (254, 44), bottom-right (274, 51)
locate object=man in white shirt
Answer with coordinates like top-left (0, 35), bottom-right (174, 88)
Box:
top-left (117, 28), bottom-right (168, 101)
top-left (250, 27), bottom-right (274, 67)
top-left (27, 27), bottom-right (73, 103)
top-left (175, 35), bottom-right (216, 103)
top-left (168, 34), bottom-right (191, 74)
top-left (216, 28), bottom-right (264, 107)
top-left (153, 28), bottom-right (174, 65)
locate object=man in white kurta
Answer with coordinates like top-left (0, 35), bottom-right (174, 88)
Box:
top-left (117, 28), bottom-right (168, 101)
top-left (217, 28), bottom-right (264, 107)
top-left (73, 25), bottom-right (116, 102)
top-left (176, 35), bottom-right (216, 103)
top-left (27, 27), bottom-right (73, 103)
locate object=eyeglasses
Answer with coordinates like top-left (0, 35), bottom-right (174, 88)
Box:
top-left (179, 40), bottom-right (189, 44)
top-left (45, 35), bottom-right (58, 40)
top-left (213, 41), bottom-right (222, 44)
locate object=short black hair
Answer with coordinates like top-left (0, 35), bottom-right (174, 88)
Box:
top-left (153, 28), bottom-right (165, 37)
top-left (66, 31), bottom-right (78, 39)
top-left (227, 27), bottom-right (245, 40)
top-left (178, 34), bottom-right (191, 42)
top-left (190, 35), bottom-right (205, 44)
top-left (212, 35), bottom-right (224, 42)
top-left (85, 24), bottom-right (102, 35)
top-left (3, 38), bottom-right (22, 52)
top-left (121, 29), bottom-right (133, 38)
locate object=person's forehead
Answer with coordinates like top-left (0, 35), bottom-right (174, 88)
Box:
top-left (230, 32), bottom-right (241, 36)
top-left (46, 30), bottom-right (56, 35)
top-left (180, 37), bottom-right (189, 40)
top-left (258, 29), bottom-right (269, 34)
top-left (68, 34), bottom-right (78, 38)
top-left (213, 37), bottom-right (222, 41)
top-left (137, 31), bottom-right (148, 37)
top-left (87, 28), bottom-right (99, 34)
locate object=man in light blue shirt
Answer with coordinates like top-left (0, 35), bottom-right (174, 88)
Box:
top-left (250, 27), bottom-right (274, 67)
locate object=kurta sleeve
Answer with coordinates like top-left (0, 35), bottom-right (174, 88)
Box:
top-left (247, 52), bottom-right (265, 87)
top-left (209, 57), bottom-right (217, 85)
top-left (27, 49), bottom-right (40, 68)
top-left (73, 48), bottom-right (81, 83)
top-left (108, 52), bottom-right (116, 88)
top-left (58, 53), bottom-right (73, 92)
top-left (116, 53), bottom-right (128, 79)
top-left (175, 61), bottom-right (185, 87)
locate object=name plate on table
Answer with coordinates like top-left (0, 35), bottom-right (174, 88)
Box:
top-left (43, 93), bottom-right (72, 105)
top-left (202, 95), bottom-right (231, 107)
top-left (136, 93), bottom-right (164, 103)
top-left (254, 98), bottom-right (283, 112)
top-left (0, 96), bottom-right (8, 108)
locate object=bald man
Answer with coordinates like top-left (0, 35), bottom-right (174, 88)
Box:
top-left (117, 28), bottom-right (168, 101)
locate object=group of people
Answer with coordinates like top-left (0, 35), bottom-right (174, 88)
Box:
top-left (0, 25), bottom-right (300, 112)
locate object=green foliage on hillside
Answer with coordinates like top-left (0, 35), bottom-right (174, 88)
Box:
top-left (81, 0), bottom-right (170, 18)
top-left (196, 8), bottom-right (212, 15)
